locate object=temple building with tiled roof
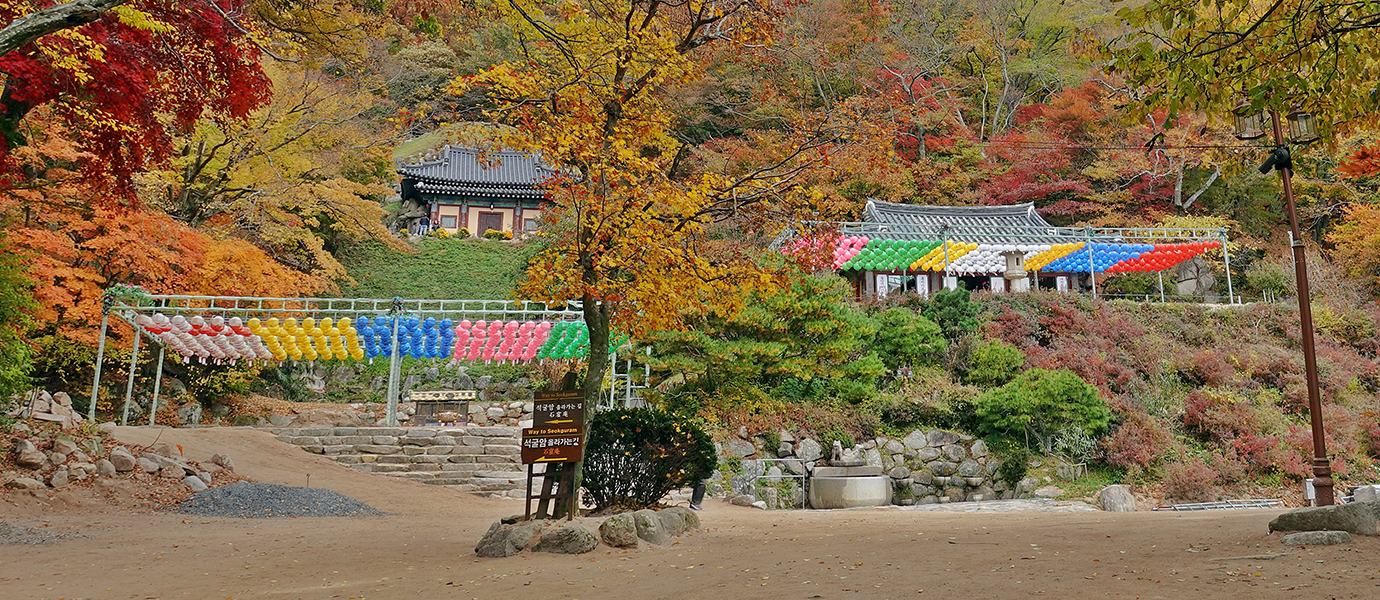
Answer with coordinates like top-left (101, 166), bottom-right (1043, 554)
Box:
top-left (397, 145), bottom-right (556, 236)
top-left (778, 199), bottom-right (1231, 299)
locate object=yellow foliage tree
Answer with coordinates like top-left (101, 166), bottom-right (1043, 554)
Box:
top-left (450, 0), bottom-right (840, 412)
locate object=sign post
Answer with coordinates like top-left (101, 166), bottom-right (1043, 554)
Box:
top-left (522, 391), bottom-right (588, 520)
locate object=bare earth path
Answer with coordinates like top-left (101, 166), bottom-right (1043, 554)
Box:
top-left (1, 427), bottom-right (1376, 599)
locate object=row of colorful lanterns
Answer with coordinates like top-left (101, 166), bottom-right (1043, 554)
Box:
top-left (137, 313), bottom-right (599, 365)
top-left (811, 236), bottom-right (1220, 275)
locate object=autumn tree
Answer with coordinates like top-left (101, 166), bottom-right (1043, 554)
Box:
top-left (452, 0), bottom-right (843, 437)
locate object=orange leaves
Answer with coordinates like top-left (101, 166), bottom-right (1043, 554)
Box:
top-left (1337, 144), bottom-right (1380, 179)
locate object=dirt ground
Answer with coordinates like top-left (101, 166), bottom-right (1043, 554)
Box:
top-left (1, 427), bottom-right (1377, 600)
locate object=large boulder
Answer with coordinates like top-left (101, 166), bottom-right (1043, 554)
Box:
top-left (658, 507), bottom-right (700, 536)
top-left (1269, 501), bottom-right (1380, 536)
top-left (1099, 485), bottom-right (1137, 512)
top-left (474, 521), bottom-right (542, 557)
top-left (632, 509), bottom-right (669, 545)
top-left (598, 513), bottom-right (639, 548)
top-left (533, 525), bottom-right (599, 554)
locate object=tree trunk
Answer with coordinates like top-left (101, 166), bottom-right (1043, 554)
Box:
top-left (567, 292), bottom-right (611, 517)
top-left (0, 0), bottom-right (132, 58)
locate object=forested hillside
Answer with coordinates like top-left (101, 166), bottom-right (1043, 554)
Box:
top-left (2, 0), bottom-right (1380, 496)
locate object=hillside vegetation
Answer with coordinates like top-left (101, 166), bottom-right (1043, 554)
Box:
top-left (645, 275), bottom-right (1380, 504)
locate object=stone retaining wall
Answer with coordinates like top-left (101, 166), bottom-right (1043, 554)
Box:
top-left (723, 428), bottom-right (1040, 508)
top-left (269, 426), bottom-right (527, 497)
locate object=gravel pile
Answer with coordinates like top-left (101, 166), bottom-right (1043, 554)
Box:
top-left (175, 482), bottom-right (385, 518)
top-left (0, 521), bottom-right (88, 545)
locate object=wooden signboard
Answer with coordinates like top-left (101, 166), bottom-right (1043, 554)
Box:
top-left (521, 425), bottom-right (584, 463)
top-left (532, 391), bottom-right (585, 427)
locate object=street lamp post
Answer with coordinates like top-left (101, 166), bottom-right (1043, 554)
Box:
top-left (1235, 103), bottom-right (1333, 505)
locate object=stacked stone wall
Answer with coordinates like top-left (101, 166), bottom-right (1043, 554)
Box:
top-left (722, 428), bottom-right (1040, 508)
top-left (270, 426), bottom-right (527, 497)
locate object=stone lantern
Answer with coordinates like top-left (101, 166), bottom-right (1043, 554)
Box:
top-left (1001, 250), bottom-right (1026, 280)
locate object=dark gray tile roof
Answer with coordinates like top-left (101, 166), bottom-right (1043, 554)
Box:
top-left (398, 146), bottom-right (557, 199)
top-left (857, 200), bottom-right (1082, 244)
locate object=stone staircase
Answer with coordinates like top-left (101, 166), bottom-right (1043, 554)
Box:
top-left (269, 426), bottom-right (527, 497)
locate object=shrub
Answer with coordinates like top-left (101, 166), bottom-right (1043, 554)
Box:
top-left (1101, 411), bottom-right (1175, 473)
top-left (817, 424), bottom-right (855, 451)
top-left (456, 227), bottom-right (471, 238)
top-left (990, 437), bottom-right (1030, 489)
top-left (433, 228), bottom-right (451, 239)
top-left (972, 368), bottom-right (1111, 453)
top-left (870, 308), bottom-right (946, 372)
top-left (921, 287), bottom-right (979, 341)
top-left (482, 229), bottom-right (513, 240)
top-left (961, 338), bottom-right (1024, 387)
top-left (1162, 458), bottom-right (1217, 503)
top-left (582, 408), bottom-right (716, 511)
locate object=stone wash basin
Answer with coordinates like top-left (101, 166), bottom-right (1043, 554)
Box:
top-left (808, 466), bottom-right (893, 509)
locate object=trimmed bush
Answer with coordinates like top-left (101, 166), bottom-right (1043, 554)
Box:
top-left (1162, 458), bottom-right (1217, 503)
top-left (962, 338), bottom-right (1024, 387)
top-left (582, 408), bottom-right (716, 511)
top-left (870, 308), bottom-right (946, 372)
top-left (972, 368), bottom-right (1111, 453)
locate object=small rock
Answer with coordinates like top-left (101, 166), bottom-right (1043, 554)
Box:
top-left (632, 509), bottom-right (669, 545)
top-left (197, 471), bottom-right (213, 486)
top-left (96, 422), bottom-right (117, 434)
top-left (730, 494), bottom-right (758, 506)
top-left (6, 477), bottom-right (45, 490)
top-left (1353, 485), bottom-right (1380, 504)
top-left (108, 447), bottom-right (137, 472)
top-left (183, 475), bottom-right (209, 492)
top-left (957, 459), bottom-right (982, 477)
top-left (47, 452), bottom-right (66, 465)
top-left (211, 454), bottom-right (235, 471)
top-left (1281, 530), bottom-right (1353, 546)
top-left (915, 447), bottom-right (941, 462)
top-left (533, 524), bottom-right (599, 554)
top-left (599, 513), bottom-right (639, 548)
top-left (970, 440), bottom-right (988, 458)
top-left (751, 500), bottom-right (768, 510)
top-left (782, 459), bottom-right (805, 475)
top-left (13, 440), bottom-right (46, 470)
top-left (159, 465), bottom-right (184, 479)
top-left (778, 429), bottom-right (795, 443)
top-left (137, 457), bottom-right (160, 473)
top-left (1034, 485), bottom-right (1064, 499)
top-left (889, 466), bottom-right (911, 479)
top-left (927, 430), bottom-right (960, 447)
top-left (49, 469), bottom-right (70, 488)
top-left (52, 439), bottom-right (80, 456)
top-left (95, 459), bottom-right (118, 477)
top-left (796, 438), bottom-right (823, 462)
top-left (724, 438), bottom-right (756, 458)
top-left (903, 430), bottom-right (929, 449)
top-left (942, 444), bottom-right (967, 461)
top-left (153, 443), bottom-right (178, 458)
top-left (777, 442), bottom-right (794, 458)
top-left (1098, 484), bottom-right (1136, 512)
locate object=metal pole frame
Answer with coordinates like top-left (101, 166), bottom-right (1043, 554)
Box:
top-left (1269, 109), bottom-right (1332, 505)
top-left (149, 347), bottom-right (165, 426)
top-left (1157, 271), bottom-right (1166, 302)
top-left (1086, 227), bottom-right (1098, 299)
top-left (1220, 228), bottom-right (1235, 304)
top-left (121, 329), bottom-right (141, 425)
top-left (386, 298), bottom-right (403, 427)
top-left (88, 295), bottom-right (113, 422)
